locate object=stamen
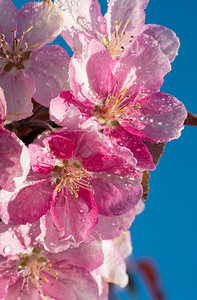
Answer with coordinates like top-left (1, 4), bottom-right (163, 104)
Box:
top-left (18, 248), bottom-right (58, 296)
top-left (0, 25), bottom-right (39, 72)
top-left (52, 159), bottom-right (94, 197)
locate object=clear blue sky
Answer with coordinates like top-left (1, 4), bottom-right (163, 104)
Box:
top-left (13, 0), bottom-right (197, 299)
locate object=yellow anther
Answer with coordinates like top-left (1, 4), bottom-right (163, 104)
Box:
top-left (25, 26), bottom-right (33, 34)
top-left (120, 20), bottom-right (129, 36)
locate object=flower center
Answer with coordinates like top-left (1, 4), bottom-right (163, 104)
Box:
top-left (52, 159), bottom-right (94, 197)
top-left (93, 86), bottom-right (141, 127)
top-left (0, 26), bottom-right (39, 72)
top-left (102, 20), bottom-right (134, 59)
top-left (18, 247), bottom-right (58, 296)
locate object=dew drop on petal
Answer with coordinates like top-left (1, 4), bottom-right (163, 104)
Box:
top-left (3, 245), bottom-right (13, 254)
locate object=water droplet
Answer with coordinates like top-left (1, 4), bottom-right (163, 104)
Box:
top-left (3, 245), bottom-right (13, 254)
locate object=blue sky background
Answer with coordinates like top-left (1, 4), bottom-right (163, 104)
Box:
top-left (14, 0), bottom-right (197, 299)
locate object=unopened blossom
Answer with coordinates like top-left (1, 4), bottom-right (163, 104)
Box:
top-left (50, 38), bottom-right (187, 171)
top-left (0, 128), bottom-right (142, 249)
top-left (55, 0), bottom-right (180, 61)
top-left (0, 0), bottom-right (70, 120)
top-left (0, 222), bottom-right (103, 300)
top-left (0, 88), bottom-right (30, 192)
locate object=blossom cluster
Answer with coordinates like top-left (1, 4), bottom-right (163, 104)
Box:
top-left (0, 0), bottom-right (187, 299)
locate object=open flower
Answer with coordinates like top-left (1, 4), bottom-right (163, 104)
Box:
top-left (0, 88), bottom-right (30, 192)
top-left (50, 37), bottom-right (187, 171)
top-left (0, 128), bottom-right (142, 248)
top-left (55, 0), bottom-right (180, 61)
top-left (0, 222), bottom-right (103, 300)
top-left (0, 0), bottom-right (70, 120)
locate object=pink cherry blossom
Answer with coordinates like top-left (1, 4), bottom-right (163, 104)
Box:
top-left (0, 0), bottom-right (70, 120)
top-left (0, 222), bottom-right (103, 300)
top-left (50, 38), bottom-right (187, 171)
top-left (55, 0), bottom-right (179, 61)
top-left (0, 128), bottom-right (142, 249)
top-left (0, 88), bottom-right (30, 192)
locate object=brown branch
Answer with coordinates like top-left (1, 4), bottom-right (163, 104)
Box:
top-left (184, 112), bottom-right (197, 126)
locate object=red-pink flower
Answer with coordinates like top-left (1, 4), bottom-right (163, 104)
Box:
top-left (0, 222), bottom-right (103, 300)
top-left (0, 128), bottom-right (142, 248)
top-left (55, 0), bottom-right (180, 61)
top-left (0, 0), bottom-right (70, 120)
top-left (50, 38), bottom-right (187, 171)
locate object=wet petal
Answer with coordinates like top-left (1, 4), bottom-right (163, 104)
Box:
top-left (55, 0), bottom-right (106, 50)
top-left (42, 261), bottom-right (100, 300)
top-left (91, 174), bottom-right (142, 216)
top-left (43, 134), bottom-right (75, 160)
top-left (92, 208), bottom-right (136, 240)
top-left (114, 34), bottom-right (171, 94)
top-left (122, 92), bottom-right (187, 142)
top-left (17, 0), bottom-right (63, 48)
top-left (142, 24), bottom-right (180, 62)
top-left (0, 71), bottom-right (35, 121)
top-left (29, 143), bottom-right (55, 174)
top-left (105, 0), bottom-right (148, 40)
top-left (111, 127), bottom-right (155, 170)
top-left (0, 128), bottom-right (30, 192)
top-left (8, 180), bottom-right (53, 224)
top-left (0, 0), bottom-right (17, 44)
top-left (26, 44), bottom-right (70, 107)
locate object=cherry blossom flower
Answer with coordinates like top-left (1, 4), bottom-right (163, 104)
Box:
top-left (0, 222), bottom-right (103, 300)
top-left (0, 88), bottom-right (30, 192)
top-left (50, 38), bottom-right (187, 171)
top-left (0, 128), bottom-right (142, 248)
top-left (55, 0), bottom-right (180, 61)
top-left (0, 0), bottom-right (70, 120)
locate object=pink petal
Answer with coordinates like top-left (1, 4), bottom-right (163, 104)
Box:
top-left (0, 0), bottom-right (17, 44)
top-left (43, 134), bottom-right (75, 160)
top-left (92, 208), bottom-right (136, 240)
top-left (48, 241), bottom-right (104, 271)
top-left (26, 44), bottom-right (70, 107)
top-left (105, 0), bottom-right (148, 40)
top-left (42, 262), bottom-right (100, 300)
top-left (55, 0), bottom-right (106, 50)
top-left (28, 143), bottom-right (55, 174)
top-left (49, 92), bottom-right (97, 130)
top-left (0, 128), bottom-right (30, 192)
top-left (86, 43), bottom-right (114, 98)
top-left (122, 92), bottom-right (187, 142)
top-left (17, 1), bottom-right (63, 49)
top-left (0, 87), bottom-right (6, 121)
top-left (49, 188), bottom-right (98, 246)
top-left (100, 238), bottom-right (130, 287)
top-left (111, 127), bottom-right (155, 170)
top-left (115, 34), bottom-right (171, 94)
top-left (8, 180), bottom-right (53, 224)
top-left (69, 41), bottom-right (112, 103)
top-left (91, 175), bottom-right (142, 216)
top-left (142, 24), bottom-right (180, 62)
top-left (6, 277), bottom-right (42, 300)
top-left (0, 71), bottom-right (35, 121)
